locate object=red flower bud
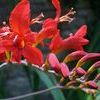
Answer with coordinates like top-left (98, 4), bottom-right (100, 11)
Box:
top-left (60, 63), bottom-right (70, 78)
top-left (76, 53), bottom-right (100, 68)
top-left (95, 74), bottom-right (100, 81)
top-left (76, 67), bottom-right (86, 75)
top-left (86, 81), bottom-right (98, 89)
top-left (87, 61), bottom-right (100, 74)
top-left (63, 50), bottom-right (87, 63)
top-left (48, 53), bottom-right (60, 72)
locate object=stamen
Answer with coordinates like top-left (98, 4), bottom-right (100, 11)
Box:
top-left (59, 8), bottom-right (76, 23)
top-left (31, 12), bottom-right (44, 24)
top-left (69, 33), bottom-right (73, 37)
top-left (0, 32), bottom-right (10, 37)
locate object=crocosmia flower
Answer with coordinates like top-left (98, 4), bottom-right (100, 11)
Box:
top-left (0, 0), bottom-right (44, 66)
top-left (35, 0), bottom-right (75, 45)
top-left (50, 25), bottom-right (89, 53)
top-left (36, 0), bottom-right (61, 44)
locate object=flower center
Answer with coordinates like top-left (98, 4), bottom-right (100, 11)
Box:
top-left (13, 35), bottom-right (25, 48)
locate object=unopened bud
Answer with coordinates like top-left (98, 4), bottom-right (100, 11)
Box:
top-left (76, 53), bottom-right (100, 68)
top-left (76, 67), bottom-right (86, 76)
top-left (48, 53), bottom-right (60, 72)
top-left (87, 61), bottom-right (100, 74)
top-left (63, 50), bottom-right (87, 63)
top-left (60, 63), bottom-right (70, 78)
top-left (94, 74), bottom-right (100, 82)
top-left (85, 81), bottom-right (98, 89)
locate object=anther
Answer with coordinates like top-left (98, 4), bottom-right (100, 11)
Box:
top-left (59, 8), bottom-right (76, 23)
top-left (31, 12), bottom-right (44, 24)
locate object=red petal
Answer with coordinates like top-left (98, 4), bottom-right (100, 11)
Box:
top-left (37, 26), bottom-right (58, 42)
top-left (25, 32), bottom-right (37, 44)
top-left (11, 48), bottom-right (22, 62)
top-left (0, 40), bottom-right (13, 51)
top-left (0, 53), bottom-right (6, 62)
top-left (49, 32), bottom-right (63, 53)
top-left (36, 18), bottom-right (58, 43)
top-left (63, 36), bottom-right (84, 50)
top-left (9, 0), bottom-right (30, 36)
top-left (52, 0), bottom-right (61, 21)
top-left (63, 35), bottom-right (89, 51)
top-left (23, 45), bottom-right (43, 66)
top-left (43, 18), bottom-right (57, 28)
top-left (48, 53), bottom-right (60, 72)
top-left (75, 25), bottom-right (87, 37)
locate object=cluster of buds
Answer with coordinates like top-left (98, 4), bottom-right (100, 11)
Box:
top-left (45, 51), bottom-right (100, 94)
top-left (0, 0), bottom-right (99, 95)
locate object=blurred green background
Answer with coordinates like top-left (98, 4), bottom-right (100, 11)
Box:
top-left (0, 0), bottom-right (100, 100)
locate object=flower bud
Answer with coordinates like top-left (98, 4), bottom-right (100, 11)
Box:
top-left (85, 81), bottom-right (98, 89)
top-left (76, 53), bottom-right (100, 68)
top-left (60, 63), bottom-right (70, 78)
top-left (48, 53), bottom-right (60, 72)
top-left (94, 74), bottom-right (100, 82)
top-left (76, 67), bottom-right (86, 75)
top-left (63, 50), bottom-right (87, 63)
top-left (87, 61), bottom-right (100, 74)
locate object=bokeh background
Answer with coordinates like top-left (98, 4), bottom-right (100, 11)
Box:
top-left (0, 0), bottom-right (100, 100)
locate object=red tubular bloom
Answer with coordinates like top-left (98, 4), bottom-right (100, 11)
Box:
top-left (0, 0), bottom-right (44, 66)
top-left (62, 25), bottom-right (89, 50)
top-left (50, 25), bottom-right (89, 53)
top-left (36, 0), bottom-right (61, 43)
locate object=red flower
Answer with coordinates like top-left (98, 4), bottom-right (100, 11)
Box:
top-left (0, 0), bottom-right (44, 66)
top-left (50, 25), bottom-right (89, 53)
top-left (35, 0), bottom-right (61, 44)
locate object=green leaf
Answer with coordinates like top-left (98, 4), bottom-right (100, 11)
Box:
top-left (30, 66), bottom-right (65, 100)
top-left (96, 91), bottom-right (100, 100)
